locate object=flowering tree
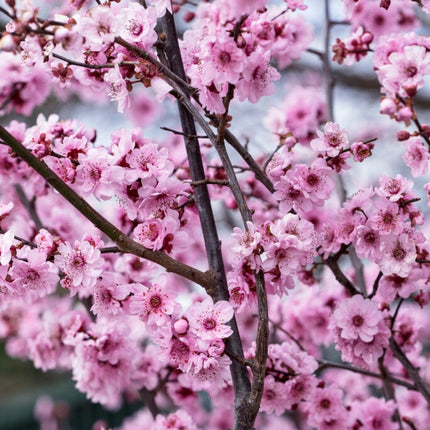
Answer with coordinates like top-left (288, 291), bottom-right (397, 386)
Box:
top-left (2, 0), bottom-right (430, 428)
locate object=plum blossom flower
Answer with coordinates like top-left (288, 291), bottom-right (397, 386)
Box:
top-left (379, 45), bottom-right (430, 98)
top-left (237, 50), bottom-right (280, 104)
top-left (54, 240), bottom-right (104, 290)
top-left (105, 65), bottom-right (130, 113)
top-left (117, 3), bottom-right (157, 49)
top-left (402, 137), bottom-right (429, 177)
top-left (332, 295), bottom-right (382, 343)
top-left (311, 122), bottom-right (349, 157)
top-left (306, 385), bottom-right (348, 428)
top-left (376, 174), bottom-right (413, 202)
top-left (379, 233), bottom-right (417, 277)
top-left (127, 282), bottom-right (177, 326)
top-left (10, 250), bottom-right (59, 300)
top-left (187, 298), bottom-right (234, 341)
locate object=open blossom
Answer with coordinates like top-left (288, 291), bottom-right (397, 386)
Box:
top-left (117, 3), bottom-right (157, 49)
top-left (402, 137), bottom-right (429, 177)
top-left (379, 45), bottom-right (430, 98)
top-left (127, 282), bottom-right (177, 326)
top-left (10, 250), bottom-right (59, 300)
top-left (310, 122), bottom-right (349, 157)
top-left (332, 295), bottom-right (382, 343)
top-left (379, 233), bottom-right (417, 277)
top-left (54, 240), bottom-right (104, 290)
top-left (187, 298), bottom-right (234, 341)
top-left (105, 65), bottom-right (130, 113)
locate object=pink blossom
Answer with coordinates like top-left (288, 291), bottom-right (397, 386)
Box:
top-left (127, 282), bottom-right (177, 326)
top-left (187, 298), bottom-right (234, 341)
top-left (153, 409), bottom-right (199, 430)
top-left (284, 0), bottom-right (307, 11)
top-left (332, 295), bottom-right (382, 342)
top-left (310, 122), bottom-right (349, 157)
top-left (54, 240), bottom-right (104, 291)
top-left (377, 174), bottom-right (413, 202)
top-left (200, 34), bottom-right (244, 85)
top-left (352, 397), bottom-right (397, 430)
top-left (306, 385), bottom-right (347, 427)
top-left (402, 137), bottom-right (429, 177)
top-left (379, 233), bottom-right (417, 277)
top-left (117, 3), bottom-right (157, 49)
top-left (10, 250), bottom-right (59, 300)
top-left (351, 140), bottom-right (374, 162)
top-left (237, 50), bottom-right (281, 104)
top-left (379, 45), bottom-right (430, 98)
top-left (133, 217), bottom-right (177, 251)
top-left (260, 375), bottom-right (288, 415)
top-left (105, 65), bottom-right (130, 113)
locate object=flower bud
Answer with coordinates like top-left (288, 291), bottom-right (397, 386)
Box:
top-left (380, 97), bottom-right (396, 115)
top-left (174, 318), bottom-right (189, 335)
top-left (397, 130), bottom-right (410, 141)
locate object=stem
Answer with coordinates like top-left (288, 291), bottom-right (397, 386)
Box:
top-left (0, 125), bottom-right (217, 293)
top-left (317, 360), bottom-right (417, 391)
top-left (389, 338), bottom-right (430, 404)
top-left (159, 12), bottom-right (253, 430)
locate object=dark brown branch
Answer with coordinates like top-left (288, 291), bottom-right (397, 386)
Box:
top-left (139, 387), bottom-right (160, 419)
top-left (317, 360), bottom-right (417, 391)
top-left (14, 184), bottom-right (43, 231)
top-left (52, 52), bottom-right (138, 70)
top-left (389, 338), bottom-right (430, 404)
top-left (159, 12), bottom-right (253, 430)
top-left (0, 125), bottom-right (217, 294)
top-left (325, 255), bottom-right (359, 296)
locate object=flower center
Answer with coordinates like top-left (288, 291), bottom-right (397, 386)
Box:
top-left (150, 295), bottom-right (162, 309)
top-left (352, 314), bottom-right (364, 327)
top-left (203, 318), bottom-right (216, 330)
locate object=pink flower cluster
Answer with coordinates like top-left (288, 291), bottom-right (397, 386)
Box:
top-left (330, 295), bottom-right (390, 368)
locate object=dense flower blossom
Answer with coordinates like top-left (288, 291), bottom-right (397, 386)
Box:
top-left (186, 298), bottom-right (234, 341)
top-left (332, 295), bottom-right (382, 343)
top-left (3, 2), bottom-right (430, 429)
top-left (54, 240), bottom-right (104, 293)
top-left (310, 121), bottom-right (349, 157)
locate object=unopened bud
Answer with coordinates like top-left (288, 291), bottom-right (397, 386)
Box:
top-left (361, 32), bottom-right (373, 44)
top-left (397, 106), bottom-right (413, 122)
top-left (174, 318), bottom-right (189, 335)
top-left (380, 97), bottom-right (396, 115)
top-left (397, 130), bottom-right (410, 141)
top-left (403, 84), bottom-right (417, 98)
top-left (379, 0), bottom-right (391, 9)
top-left (183, 12), bottom-right (195, 23)
top-left (0, 34), bottom-right (16, 51)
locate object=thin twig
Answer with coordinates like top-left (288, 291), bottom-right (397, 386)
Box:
top-left (317, 360), bottom-right (417, 391)
top-left (389, 338), bottom-right (430, 404)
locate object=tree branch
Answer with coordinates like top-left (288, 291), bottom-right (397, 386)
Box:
top-left (389, 338), bottom-right (430, 404)
top-left (0, 125), bottom-right (217, 294)
top-left (159, 12), bottom-right (254, 430)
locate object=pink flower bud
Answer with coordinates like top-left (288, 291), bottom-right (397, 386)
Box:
top-left (403, 83), bottom-right (417, 98)
top-left (0, 34), bottom-right (17, 51)
top-left (174, 318), bottom-right (189, 334)
top-left (380, 97), bottom-right (396, 115)
top-left (361, 32), bottom-right (373, 44)
top-left (397, 106), bottom-right (413, 122)
top-left (183, 12), bottom-right (195, 23)
top-left (397, 131), bottom-right (410, 141)
top-left (379, 0), bottom-right (391, 9)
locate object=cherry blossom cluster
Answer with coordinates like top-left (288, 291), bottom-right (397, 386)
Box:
top-left (3, 1), bottom-right (430, 430)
